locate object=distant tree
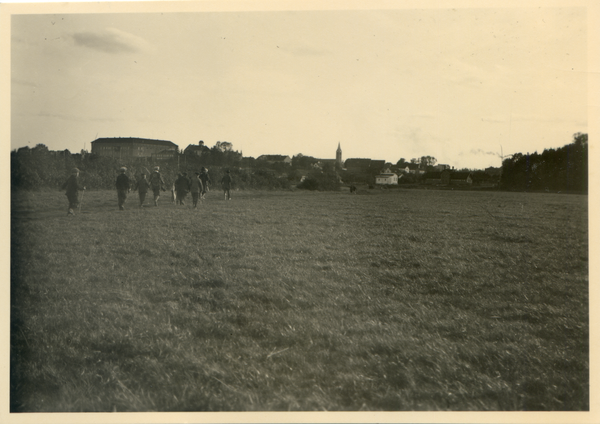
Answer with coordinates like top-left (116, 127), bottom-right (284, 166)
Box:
top-left (321, 161), bottom-right (334, 173)
top-left (500, 133), bottom-right (587, 192)
top-left (297, 170), bottom-right (340, 191)
top-left (420, 156), bottom-right (437, 168)
top-left (270, 161), bottom-right (289, 173)
top-left (566, 132), bottom-right (588, 191)
top-left (399, 172), bottom-right (417, 184)
top-left (240, 156), bottom-right (257, 168)
top-left (214, 141), bottom-right (233, 152)
top-left (299, 178), bottom-right (319, 190)
top-left (470, 170), bottom-right (493, 185)
top-left (287, 169), bottom-right (303, 182)
top-left (211, 142), bottom-right (242, 167)
top-left (31, 144), bottom-right (49, 155)
top-left (292, 154), bottom-right (318, 169)
top-left (573, 132), bottom-right (588, 146)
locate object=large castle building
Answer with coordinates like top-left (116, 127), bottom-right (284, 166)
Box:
top-left (91, 137), bottom-right (178, 160)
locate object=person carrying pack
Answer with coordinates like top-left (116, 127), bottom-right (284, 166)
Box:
top-left (149, 166), bottom-right (166, 206)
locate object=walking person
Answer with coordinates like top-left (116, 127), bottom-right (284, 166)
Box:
top-left (149, 166), bottom-right (166, 206)
top-left (61, 168), bottom-right (85, 216)
top-left (116, 167), bottom-right (131, 210)
top-left (221, 169), bottom-right (232, 200)
top-left (189, 172), bottom-right (204, 208)
top-left (199, 167), bottom-right (211, 200)
top-left (134, 172), bottom-right (151, 208)
top-left (175, 172), bottom-right (191, 205)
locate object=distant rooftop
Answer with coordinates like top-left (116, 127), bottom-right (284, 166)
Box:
top-left (92, 137), bottom-right (177, 147)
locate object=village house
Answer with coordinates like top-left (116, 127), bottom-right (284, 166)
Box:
top-left (423, 169), bottom-right (473, 186)
top-left (447, 171), bottom-right (473, 185)
top-left (311, 159), bottom-right (337, 170)
top-left (485, 167), bottom-right (502, 177)
top-left (184, 143), bottom-right (207, 156)
top-left (423, 171), bottom-right (443, 185)
top-left (257, 154), bottom-right (292, 165)
top-left (407, 163), bottom-right (425, 175)
top-left (375, 172), bottom-right (399, 185)
top-left (344, 158), bottom-right (386, 172)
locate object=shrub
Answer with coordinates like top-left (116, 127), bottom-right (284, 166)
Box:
top-left (297, 172), bottom-right (340, 191)
top-left (297, 177), bottom-right (319, 190)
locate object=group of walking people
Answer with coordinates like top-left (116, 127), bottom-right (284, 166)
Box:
top-left (172, 168), bottom-right (212, 207)
top-left (116, 166), bottom-right (169, 210)
top-left (62, 166), bottom-right (233, 215)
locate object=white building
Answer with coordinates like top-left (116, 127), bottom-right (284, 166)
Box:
top-left (375, 173), bottom-right (399, 185)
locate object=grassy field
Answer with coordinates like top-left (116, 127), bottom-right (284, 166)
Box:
top-left (10, 187), bottom-right (588, 411)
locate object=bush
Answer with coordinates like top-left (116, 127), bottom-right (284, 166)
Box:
top-left (297, 177), bottom-right (319, 190)
top-left (297, 172), bottom-right (340, 191)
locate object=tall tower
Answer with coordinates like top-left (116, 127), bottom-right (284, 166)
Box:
top-left (336, 142), bottom-right (342, 169)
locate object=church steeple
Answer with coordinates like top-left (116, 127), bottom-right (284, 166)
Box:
top-left (336, 143), bottom-right (342, 169)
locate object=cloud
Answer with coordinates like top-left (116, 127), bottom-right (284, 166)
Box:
top-left (470, 148), bottom-right (500, 157)
top-left (72, 28), bottom-right (150, 54)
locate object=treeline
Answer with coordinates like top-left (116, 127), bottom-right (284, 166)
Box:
top-left (500, 133), bottom-right (588, 193)
top-left (10, 145), bottom-right (340, 191)
top-left (12, 133), bottom-right (588, 193)
top-left (11, 146), bottom-right (122, 190)
top-left (186, 140), bottom-right (243, 167)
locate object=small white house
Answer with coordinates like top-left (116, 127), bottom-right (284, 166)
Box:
top-left (375, 173), bottom-right (399, 185)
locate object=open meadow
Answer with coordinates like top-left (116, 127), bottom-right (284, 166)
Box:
top-left (10, 187), bottom-right (588, 411)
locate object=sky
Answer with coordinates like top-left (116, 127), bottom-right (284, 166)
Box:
top-left (9, 3), bottom-right (589, 170)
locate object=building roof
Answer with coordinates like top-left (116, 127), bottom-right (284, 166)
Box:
top-left (257, 155), bottom-right (291, 161)
top-left (450, 171), bottom-right (472, 180)
top-left (344, 158), bottom-right (372, 165)
top-left (184, 144), bottom-right (205, 152)
top-left (344, 158), bottom-right (386, 169)
top-left (485, 167), bottom-right (502, 176)
top-left (92, 137), bottom-right (177, 148)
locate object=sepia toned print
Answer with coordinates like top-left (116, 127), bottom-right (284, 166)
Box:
top-left (5, 1), bottom-right (596, 422)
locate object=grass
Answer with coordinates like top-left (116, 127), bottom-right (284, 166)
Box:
top-left (10, 187), bottom-right (588, 411)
